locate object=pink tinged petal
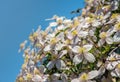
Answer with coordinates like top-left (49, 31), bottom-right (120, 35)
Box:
top-left (44, 45), bottom-right (51, 52)
top-left (47, 61), bottom-right (55, 70)
top-left (88, 70), bottom-right (99, 79)
top-left (83, 44), bottom-right (93, 52)
top-left (106, 37), bottom-right (113, 44)
top-left (84, 53), bottom-right (95, 63)
top-left (58, 50), bottom-right (67, 58)
top-left (56, 60), bottom-right (66, 70)
top-left (66, 32), bottom-right (73, 40)
top-left (72, 46), bottom-right (80, 53)
top-left (106, 63), bottom-right (115, 70)
top-left (71, 78), bottom-right (80, 82)
top-left (74, 36), bottom-right (81, 44)
top-left (73, 55), bottom-right (83, 65)
top-left (98, 39), bottom-right (105, 47)
top-left (32, 75), bottom-right (42, 82)
top-left (98, 66), bottom-right (106, 76)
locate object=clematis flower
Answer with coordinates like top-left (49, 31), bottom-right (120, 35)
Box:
top-left (98, 31), bottom-right (113, 46)
top-left (46, 50), bottom-right (67, 70)
top-left (111, 63), bottom-right (120, 78)
top-left (71, 70), bottom-right (99, 82)
top-left (72, 44), bottom-right (95, 64)
top-left (105, 52), bottom-right (120, 77)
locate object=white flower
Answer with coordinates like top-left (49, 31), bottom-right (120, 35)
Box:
top-left (72, 44), bottom-right (95, 64)
top-left (105, 52), bottom-right (120, 77)
top-left (98, 31), bottom-right (113, 46)
top-left (111, 64), bottom-right (120, 78)
top-left (71, 70), bottom-right (99, 82)
top-left (46, 50), bottom-right (67, 70)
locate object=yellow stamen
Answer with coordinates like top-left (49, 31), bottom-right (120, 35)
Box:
top-left (29, 35), bottom-right (34, 42)
top-left (79, 47), bottom-right (85, 53)
top-left (115, 22), bottom-right (120, 31)
top-left (51, 37), bottom-right (57, 44)
top-left (18, 77), bottom-right (24, 82)
top-left (100, 32), bottom-right (107, 39)
top-left (109, 57), bottom-right (116, 61)
top-left (73, 20), bottom-right (80, 27)
top-left (34, 68), bottom-right (40, 74)
top-left (79, 73), bottom-right (88, 81)
top-left (72, 30), bottom-right (78, 35)
top-left (117, 64), bottom-right (120, 69)
top-left (26, 73), bottom-right (32, 80)
top-left (111, 14), bottom-right (119, 19)
top-left (33, 32), bottom-right (38, 38)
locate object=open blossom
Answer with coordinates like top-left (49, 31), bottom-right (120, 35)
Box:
top-left (105, 52), bottom-right (120, 77)
top-left (46, 50), bottom-right (67, 70)
top-left (72, 44), bottom-right (95, 64)
top-left (71, 70), bottom-right (99, 82)
top-left (98, 31), bottom-right (113, 46)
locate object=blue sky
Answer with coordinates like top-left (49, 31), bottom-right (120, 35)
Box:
top-left (0, 0), bottom-right (84, 82)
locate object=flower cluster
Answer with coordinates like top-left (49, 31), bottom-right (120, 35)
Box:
top-left (16, 0), bottom-right (120, 82)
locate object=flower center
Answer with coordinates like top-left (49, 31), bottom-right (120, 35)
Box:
top-left (51, 37), bottom-right (57, 44)
top-left (72, 30), bottom-right (78, 35)
top-left (115, 22), bottom-right (120, 31)
top-left (33, 32), bottom-right (38, 38)
top-left (73, 20), bottom-right (79, 27)
top-left (79, 47), bottom-right (85, 53)
top-left (100, 32), bottom-right (107, 39)
top-left (79, 73), bottom-right (88, 81)
top-left (117, 64), bottom-right (120, 69)
top-left (26, 73), bottom-right (32, 80)
top-left (109, 57), bottom-right (116, 61)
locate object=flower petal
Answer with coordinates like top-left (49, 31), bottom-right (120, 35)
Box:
top-left (88, 70), bottom-right (99, 79)
top-left (106, 37), bottom-right (113, 44)
top-left (84, 53), bottom-right (95, 63)
top-left (58, 50), bottom-right (67, 58)
top-left (83, 44), bottom-right (93, 52)
top-left (72, 46), bottom-right (80, 53)
top-left (71, 78), bottom-right (79, 82)
top-left (113, 32), bottom-right (120, 42)
top-left (44, 45), bottom-right (51, 52)
top-left (73, 55), bottom-right (83, 64)
top-left (47, 61), bottom-right (55, 70)
top-left (32, 75), bottom-right (42, 82)
top-left (98, 39), bottom-right (105, 47)
top-left (56, 60), bottom-right (66, 70)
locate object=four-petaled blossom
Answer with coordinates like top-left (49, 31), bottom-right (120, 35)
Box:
top-left (98, 31), bottom-right (113, 46)
top-left (72, 44), bottom-right (95, 64)
top-left (71, 70), bottom-right (99, 82)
